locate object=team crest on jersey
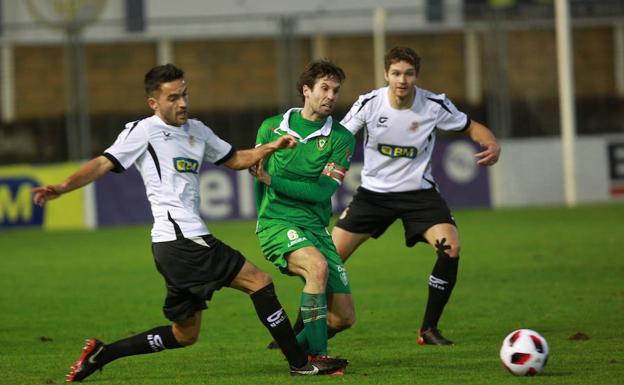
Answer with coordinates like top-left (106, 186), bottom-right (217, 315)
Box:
top-left (410, 121), bottom-right (419, 132)
top-left (173, 157), bottom-right (199, 174)
top-left (378, 144), bottom-right (417, 159)
top-left (316, 137), bottom-right (329, 150)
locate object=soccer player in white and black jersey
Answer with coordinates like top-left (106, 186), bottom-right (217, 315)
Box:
top-left (332, 47), bottom-right (501, 345)
top-left (32, 64), bottom-right (346, 381)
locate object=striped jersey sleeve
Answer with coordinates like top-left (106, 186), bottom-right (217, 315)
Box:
top-left (340, 90), bottom-right (379, 135)
top-left (103, 120), bottom-right (148, 172)
top-left (201, 123), bottom-right (233, 164)
top-left (427, 93), bottom-right (469, 132)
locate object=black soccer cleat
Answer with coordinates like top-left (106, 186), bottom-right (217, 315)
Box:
top-left (290, 355), bottom-right (349, 376)
top-left (418, 328), bottom-right (454, 346)
top-left (67, 338), bottom-right (106, 382)
top-left (309, 355), bottom-right (348, 375)
top-left (290, 361), bottom-right (321, 376)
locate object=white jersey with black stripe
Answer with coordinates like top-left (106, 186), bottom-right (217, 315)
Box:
top-left (340, 87), bottom-right (470, 193)
top-left (103, 115), bottom-right (233, 242)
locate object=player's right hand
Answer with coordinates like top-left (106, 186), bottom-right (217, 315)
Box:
top-left (274, 134), bottom-right (297, 149)
top-left (475, 141), bottom-right (501, 166)
top-left (32, 185), bottom-right (62, 206)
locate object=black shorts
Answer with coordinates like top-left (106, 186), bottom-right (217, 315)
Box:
top-left (334, 187), bottom-right (456, 247)
top-left (152, 235), bottom-right (246, 322)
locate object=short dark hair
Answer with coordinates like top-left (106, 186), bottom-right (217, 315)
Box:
top-left (384, 46), bottom-right (421, 74)
top-left (296, 60), bottom-right (346, 101)
top-left (144, 64), bottom-right (185, 96)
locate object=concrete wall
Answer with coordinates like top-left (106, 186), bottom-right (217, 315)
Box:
top-left (490, 134), bottom-right (624, 207)
top-left (7, 26), bottom-right (618, 121)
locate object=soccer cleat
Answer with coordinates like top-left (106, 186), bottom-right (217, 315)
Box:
top-left (67, 338), bottom-right (106, 382)
top-left (418, 328), bottom-right (454, 346)
top-left (290, 355), bottom-right (348, 376)
top-left (329, 368), bottom-right (345, 375)
top-left (290, 361), bottom-right (320, 376)
top-left (309, 355), bottom-right (348, 375)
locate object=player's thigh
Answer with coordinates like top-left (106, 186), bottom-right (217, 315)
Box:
top-left (400, 189), bottom-right (456, 247)
top-left (331, 226), bottom-right (371, 262)
top-left (153, 236), bottom-right (245, 322)
top-left (423, 223), bottom-right (461, 257)
top-left (334, 188), bottom-right (396, 241)
top-left (229, 260), bottom-right (272, 294)
top-left (257, 223), bottom-right (318, 273)
top-left (315, 232), bottom-right (351, 295)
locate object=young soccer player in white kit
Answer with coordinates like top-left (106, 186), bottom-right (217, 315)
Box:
top-left (332, 47), bottom-right (501, 345)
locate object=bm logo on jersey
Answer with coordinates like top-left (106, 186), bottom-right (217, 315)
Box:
top-left (173, 157), bottom-right (199, 174)
top-left (378, 144), bottom-right (417, 159)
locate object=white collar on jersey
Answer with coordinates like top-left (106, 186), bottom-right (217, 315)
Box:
top-left (276, 108), bottom-right (332, 143)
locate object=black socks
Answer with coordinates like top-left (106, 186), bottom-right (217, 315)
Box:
top-left (422, 238), bottom-right (459, 329)
top-left (251, 283), bottom-right (307, 368)
top-left (101, 325), bottom-right (183, 365)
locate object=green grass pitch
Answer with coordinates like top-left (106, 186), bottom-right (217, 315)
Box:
top-left (1, 204), bottom-right (623, 384)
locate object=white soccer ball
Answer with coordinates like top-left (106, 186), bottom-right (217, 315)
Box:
top-left (499, 329), bottom-right (549, 376)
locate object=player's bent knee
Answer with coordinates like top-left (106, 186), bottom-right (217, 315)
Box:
top-left (236, 263), bottom-right (273, 293)
top-left (435, 237), bottom-right (461, 258)
top-left (305, 258), bottom-right (328, 283)
top-left (329, 311), bottom-right (356, 331)
top-left (175, 333), bottom-right (199, 347)
top-left (172, 325), bottom-right (200, 346)
top-left (339, 313), bottom-right (356, 330)
top-left (448, 243), bottom-right (461, 258)
top-left (253, 270), bottom-right (273, 288)
top-left (312, 265), bottom-right (329, 284)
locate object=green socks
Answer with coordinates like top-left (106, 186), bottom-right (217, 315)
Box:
top-left (296, 292), bottom-right (328, 355)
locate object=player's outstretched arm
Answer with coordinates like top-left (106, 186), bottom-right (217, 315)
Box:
top-left (223, 134), bottom-right (296, 170)
top-left (249, 158), bottom-right (339, 203)
top-left (466, 120), bottom-right (501, 166)
top-left (32, 155), bottom-right (114, 206)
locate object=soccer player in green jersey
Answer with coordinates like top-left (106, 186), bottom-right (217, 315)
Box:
top-left (251, 60), bottom-right (355, 367)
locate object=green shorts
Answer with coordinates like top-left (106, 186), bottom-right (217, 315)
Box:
top-left (257, 222), bottom-right (351, 294)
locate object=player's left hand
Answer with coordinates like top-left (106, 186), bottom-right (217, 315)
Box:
top-left (249, 158), bottom-right (272, 185)
top-left (475, 142), bottom-right (501, 166)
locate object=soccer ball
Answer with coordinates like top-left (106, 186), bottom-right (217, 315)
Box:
top-left (499, 329), bottom-right (549, 376)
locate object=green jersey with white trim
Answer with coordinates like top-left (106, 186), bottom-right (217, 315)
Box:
top-left (255, 108), bottom-right (355, 231)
